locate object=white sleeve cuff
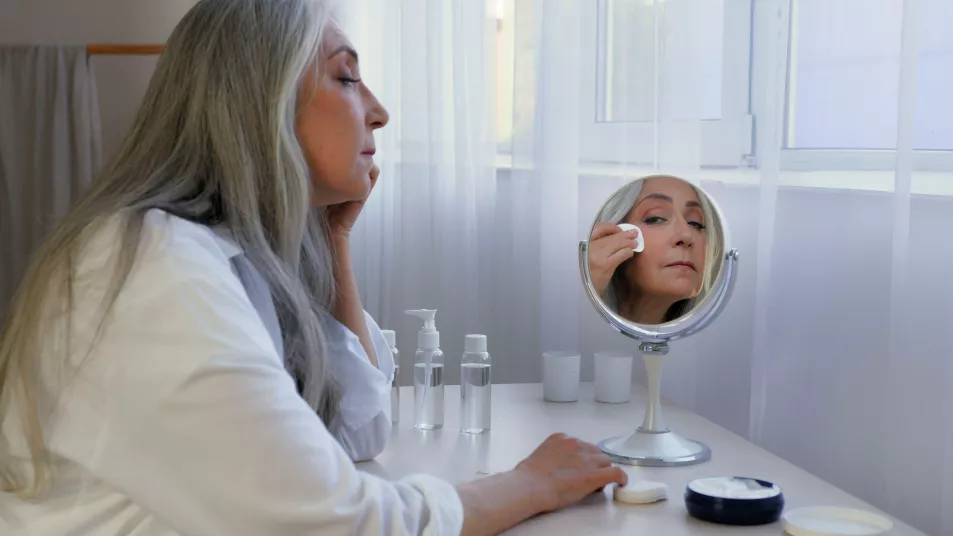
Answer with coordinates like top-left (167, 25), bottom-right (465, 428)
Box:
top-left (398, 474), bottom-right (465, 536)
top-left (322, 311), bottom-right (395, 460)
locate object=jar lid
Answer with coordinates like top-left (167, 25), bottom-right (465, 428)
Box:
top-left (783, 506), bottom-right (893, 536)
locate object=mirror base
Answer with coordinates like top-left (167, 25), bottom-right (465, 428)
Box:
top-left (598, 430), bottom-right (711, 467)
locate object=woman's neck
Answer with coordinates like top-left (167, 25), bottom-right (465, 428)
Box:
top-left (617, 288), bottom-right (673, 325)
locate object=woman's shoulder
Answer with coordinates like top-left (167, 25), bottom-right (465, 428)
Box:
top-left (76, 208), bottom-right (239, 280)
top-left (61, 208), bottom-right (280, 394)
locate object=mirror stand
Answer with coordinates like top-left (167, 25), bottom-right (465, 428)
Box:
top-left (597, 342), bottom-right (711, 466)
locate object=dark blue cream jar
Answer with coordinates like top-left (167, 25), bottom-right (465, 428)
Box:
top-left (685, 476), bottom-right (784, 526)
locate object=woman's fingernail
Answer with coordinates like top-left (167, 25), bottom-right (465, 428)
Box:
top-left (633, 235), bottom-right (645, 253)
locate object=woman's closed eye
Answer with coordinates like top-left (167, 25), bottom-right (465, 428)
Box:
top-left (338, 76), bottom-right (361, 87)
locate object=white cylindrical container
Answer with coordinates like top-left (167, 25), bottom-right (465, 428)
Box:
top-left (542, 351), bottom-right (581, 402)
top-left (594, 351), bottom-right (633, 403)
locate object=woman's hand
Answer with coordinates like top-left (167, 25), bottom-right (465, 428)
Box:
top-left (588, 222), bottom-right (640, 297)
top-left (514, 433), bottom-right (628, 513)
top-left (327, 164), bottom-right (380, 240)
top-left (457, 433), bottom-right (628, 536)
top-left (326, 164), bottom-right (380, 367)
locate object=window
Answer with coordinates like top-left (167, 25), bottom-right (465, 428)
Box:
top-left (491, 0), bottom-right (952, 175)
top-left (786, 0), bottom-right (953, 151)
top-left (580, 0), bottom-right (754, 167)
top-left (491, 0), bottom-right (752, 168)
top-left (777, 0), bottom-right (953, 173)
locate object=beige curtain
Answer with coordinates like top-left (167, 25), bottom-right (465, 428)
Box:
top-left (0, 45), bottom-right (101, 318)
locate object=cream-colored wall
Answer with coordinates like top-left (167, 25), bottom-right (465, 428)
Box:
top-left (0, 0), bottom-right (198, 158)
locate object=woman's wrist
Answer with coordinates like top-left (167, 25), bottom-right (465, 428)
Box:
top-left (327, 233), bottom-right (378, 367)
top-left (330, 233), bottom-right (351, 264)
top-left (457, 469), bottom-right (551, 536)
top-left (512, 464), bottom-right (558, 512)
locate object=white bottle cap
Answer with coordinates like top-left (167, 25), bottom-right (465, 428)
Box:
top-left (465, 334), bottom-right (487, 353)
top-left (381, 329), bottom-right (396, 347)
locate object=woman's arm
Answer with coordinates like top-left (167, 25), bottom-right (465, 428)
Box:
top-left (331, 235), bottom-right (377, 368)
top-left (54, 217), bottom-right (461, 535)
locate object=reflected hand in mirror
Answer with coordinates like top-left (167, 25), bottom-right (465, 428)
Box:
top-left (589, 176), bottom-right (723, 326)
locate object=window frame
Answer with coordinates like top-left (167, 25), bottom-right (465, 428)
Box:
top-left (576, 0), bottom-right (755, 168)
top-left (761, 0), bottom-right (953, 173)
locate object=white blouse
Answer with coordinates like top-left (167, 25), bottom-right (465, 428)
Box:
top-left (0, 209), bottom-right (463, 536)
top-left (217, 222), bottom-right (394, 463)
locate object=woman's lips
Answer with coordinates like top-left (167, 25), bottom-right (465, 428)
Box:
top-left (666, 261), bottom-right (697, 271)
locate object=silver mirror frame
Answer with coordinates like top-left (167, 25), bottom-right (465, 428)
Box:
top-left (579, 178), bottom-right (739, 343)
top-left (578, 178), bottom-right (740, 466)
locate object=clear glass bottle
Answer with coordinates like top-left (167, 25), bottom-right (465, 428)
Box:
top-left (381, 330), bottom-right (399, 423)
top-left (460, 334), bottom-right (491, 433)
top-left (405, 310), bottom-right (444, 430)
top-left (413, 347), bottom-right (444, 430)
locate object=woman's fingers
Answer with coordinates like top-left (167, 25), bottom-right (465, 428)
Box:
top-left (584, 466), bottom-right (628, 489)
top-left (591, 452), bottom-right (614, 468)
top-left (605, 246), bottom-right (635, 271)
top-left (594, 230), bottom-right (639, 255)
top-left (590, 222), bottom-right (626, 241)
top-left (368, 164), bottom-right (381, 193)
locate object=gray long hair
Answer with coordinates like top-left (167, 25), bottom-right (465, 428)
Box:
top-left (0, 0), bottom-right (341, 497)
top-left (595, 176), bottom-right (723, 323)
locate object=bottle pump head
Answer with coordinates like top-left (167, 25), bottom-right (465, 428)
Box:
top-left (405, 309), bottom-right (439, 350)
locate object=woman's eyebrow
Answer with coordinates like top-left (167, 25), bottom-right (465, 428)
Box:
top-left (327, 45), bottom-right (359, 63)
top-left (635, 193), bottom-right (702, 209)
top-left (635, 193), bottom-right (672, 208)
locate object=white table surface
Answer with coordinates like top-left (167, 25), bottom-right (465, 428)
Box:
top-left (360, 383), bottom-right (926, 536)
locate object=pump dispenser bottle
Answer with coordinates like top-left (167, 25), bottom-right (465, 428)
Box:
top-left (381, 330), bottom-right (399, 423)
top-left (405, 309), bottom-right (444, 430)
top-left (461, 334), bottom-right (491, 434)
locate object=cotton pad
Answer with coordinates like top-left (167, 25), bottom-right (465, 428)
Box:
top-left (613, 479), bottom-right (668, 504)
top-left (616, 223), bottom-right (644, 253)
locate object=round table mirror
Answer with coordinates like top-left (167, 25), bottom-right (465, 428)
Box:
top-left (578, 174), bottom-right (739, 466)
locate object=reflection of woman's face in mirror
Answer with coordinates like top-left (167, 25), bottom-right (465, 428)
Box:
top-left (619, 178), bottom-right (708, 323)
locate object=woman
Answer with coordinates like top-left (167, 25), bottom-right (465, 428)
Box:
top-left (588, 176), bottom-right (723, 325)
top-left (0, 0), bottom-right (626, 534)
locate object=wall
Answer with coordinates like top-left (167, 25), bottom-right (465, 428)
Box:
top-left (0, 0), bottom-right (197, 158)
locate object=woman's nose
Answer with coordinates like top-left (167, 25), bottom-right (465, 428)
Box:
top-left (366, 90), bottom-right (389, 130)
top-left (673, 221), bottom-right (694, 247)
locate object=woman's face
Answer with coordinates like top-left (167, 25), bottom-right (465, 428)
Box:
top-left (296, 25), bottom-right (389, 207)
top-left (623, 178), bottom-right (708, 304)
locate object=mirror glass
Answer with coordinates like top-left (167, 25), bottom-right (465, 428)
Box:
top-left (587, 175), bottom-right (725, 327)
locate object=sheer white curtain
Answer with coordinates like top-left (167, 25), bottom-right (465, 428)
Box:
top-left (343, 1), bottom-right (952, 533)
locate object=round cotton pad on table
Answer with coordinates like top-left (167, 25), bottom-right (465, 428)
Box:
top-left (613, 480), bottom-right (668, 504)
top-left (783, 506), bottom-right (893, 536)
